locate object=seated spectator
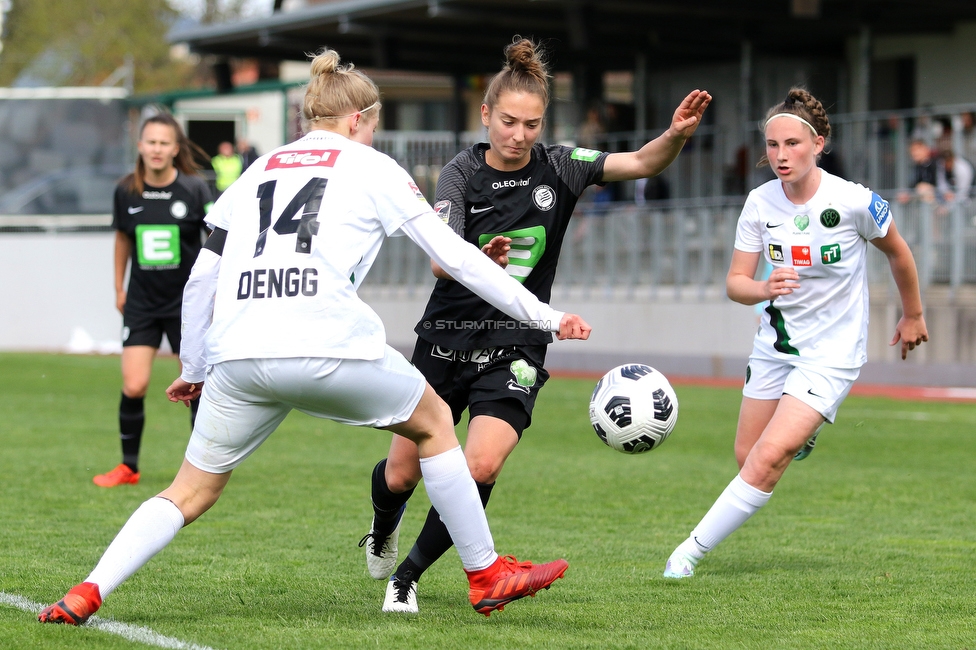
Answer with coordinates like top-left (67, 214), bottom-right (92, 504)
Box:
top-left (897, 139), bottom-right (937, 204)
top-left (936, 147), bottom-right (974, 208)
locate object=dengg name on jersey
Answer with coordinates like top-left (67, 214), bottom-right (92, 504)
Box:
top-left (237, 267), bottom-right (318, 299)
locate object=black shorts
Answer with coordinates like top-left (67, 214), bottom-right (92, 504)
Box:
top-left (122, 311), bottom-right (181, 352)
top-left (411, 338), bottom-right (549, 438)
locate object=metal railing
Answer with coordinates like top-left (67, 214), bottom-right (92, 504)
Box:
top-left (362, 194), bottom-right (976, 297)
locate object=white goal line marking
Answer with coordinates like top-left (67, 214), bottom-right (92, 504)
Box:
top-left (0, 591), bottom-right (219, 650)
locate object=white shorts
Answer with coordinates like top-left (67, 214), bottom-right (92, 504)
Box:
top-left (742, 356), bottom-right (859, 423)
top-left (185, 346), bottom-right (426, 473)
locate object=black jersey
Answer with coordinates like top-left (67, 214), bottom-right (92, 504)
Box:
top-left (112, 172), bottom-right (212, 318)
top-left (416, 142), bottom-right (608, 349)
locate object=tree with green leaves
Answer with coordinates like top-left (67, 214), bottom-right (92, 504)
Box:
top-left (0, 0), bottom-right (197, 92)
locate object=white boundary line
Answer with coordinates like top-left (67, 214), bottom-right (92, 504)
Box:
top-left (0, 591), bottom-right (219, 650)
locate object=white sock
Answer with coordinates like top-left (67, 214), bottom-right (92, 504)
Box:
top-left (688, 474), bottom-right (772, 554)
top-left (85, 497), bottom-right (185, 597)
top-left (419, 446), bottom-right (496, 571)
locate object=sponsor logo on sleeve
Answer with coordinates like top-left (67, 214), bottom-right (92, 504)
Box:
top-left (820, 208), bottom-right (840, 228)
top-left (768, 243), bottom-right (785, 262)
top-left (433, 200), bottom-right (451, 223)
top-left (408, 181), bottom-right (427, 201)
top-left (821, 243), bottom-right (841, 264)
top-left (869, 192), bottom-right (890, 227)
top-left (791, 245), bottom-right (812, 266)
top-left (265, 150), bottom-right (340, 169)
top-left (570, 147), bottom-right (602, 162)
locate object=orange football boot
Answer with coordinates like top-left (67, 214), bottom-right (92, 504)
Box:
top-left (93, 463), bottom-right (139, 487)
top-left (38, 582), bottom-right (102, 625)
top-left (466, 555), bottom-right (568, 616)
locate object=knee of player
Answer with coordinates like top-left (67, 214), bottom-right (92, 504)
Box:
top-left (122, 383), bottom-right (150, 399)
top-left (466, 455), bottom-right (505, 484)
top-left (385, 464), bottom-right (421, 493)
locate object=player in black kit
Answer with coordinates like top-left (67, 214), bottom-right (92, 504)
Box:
top-left (364, 37), bottom-right (711, 612)
top-left (93, 112), bottom-right (212, 488)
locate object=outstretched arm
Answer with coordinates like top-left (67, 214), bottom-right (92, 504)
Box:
top-left (401, 212), bottom-right (591, 340)
top-left (601, 89), bottom-right (711, 182)
top-left (870, 221), bottom-right (928, 359)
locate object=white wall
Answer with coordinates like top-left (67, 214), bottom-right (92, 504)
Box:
top-left (0, 232), bottom-right (122, 352)
top-left (4, 233), bottom-right (971, 386)
top-left (0, 233), bottom-right (759, 363)
top-left (175, 90), bottom-right (288, 158)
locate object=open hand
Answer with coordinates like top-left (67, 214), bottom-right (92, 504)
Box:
top-left (670, 90), bottom-right (712, 139)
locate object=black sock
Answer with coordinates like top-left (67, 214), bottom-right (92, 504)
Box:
top-left (119, 393), bottom-right (145, 473)
top-left (189, 397), bottom-right (200, 430)
top-left (398, 481), bottom-right (495, 582)
top-left (370, 459), bottom-right (415, 535)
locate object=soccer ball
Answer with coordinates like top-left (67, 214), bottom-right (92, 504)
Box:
top-left (589, 364), bottom-right (679, 454)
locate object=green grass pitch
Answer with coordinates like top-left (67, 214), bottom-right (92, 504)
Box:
top-left (1, 352), bottom-right (974, 649)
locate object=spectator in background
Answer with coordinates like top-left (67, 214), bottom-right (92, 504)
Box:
top-left (634, 174), bottom-right (671, 205)
top-left (237, 137), bottom-right (259, 170)
top-left (897, 139), bottom-right (937, 204)
top-left (935, 147), bottom-right (974, 210)
top-left (959, 112), bottom-right (976, 162)
top-left (211, 141), bottom-right (242, 195)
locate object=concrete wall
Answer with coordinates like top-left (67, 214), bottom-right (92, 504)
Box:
top-left (873, 21), bottom-right (976, 107)
top-left (3, 232), bottom-right (974, 386)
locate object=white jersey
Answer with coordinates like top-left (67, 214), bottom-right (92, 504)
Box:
top-left (178, 130), bottom-right (564, 382)
top-left (201, 131), bottom-right (424, 364)
top-left (734, 171), bottom-right (892, 368)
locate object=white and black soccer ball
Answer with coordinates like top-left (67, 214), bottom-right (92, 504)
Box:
top-left (589, 364), bottom-right (679, 454)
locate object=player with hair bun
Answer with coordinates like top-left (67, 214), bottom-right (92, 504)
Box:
top-left (663, 87), bottom-right (928, 579)
top-left (39, 46), bottom-right (590, 626)
top-left (93, 112), bottom-right (212, 488)
top-left (365, 36), bottom-right (710, 613)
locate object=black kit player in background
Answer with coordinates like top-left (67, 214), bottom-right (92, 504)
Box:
top-left (93, 112), bottom-right (213, 488)
top-left (364, 37), bottom-right (712, 612)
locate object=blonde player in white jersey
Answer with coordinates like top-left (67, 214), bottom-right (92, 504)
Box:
top-left (663, 88), bottom-right (928, 579)
top-left (38, 48), bottom-right (590, 627)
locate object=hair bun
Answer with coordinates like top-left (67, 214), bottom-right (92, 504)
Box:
top-left (310, 49), bottom-right (340, 77)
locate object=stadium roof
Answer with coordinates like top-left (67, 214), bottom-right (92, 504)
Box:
top-left (170, 0), bottom-right (976, 74)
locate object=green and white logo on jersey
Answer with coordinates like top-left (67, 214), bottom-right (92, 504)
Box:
top-left (479, 225), bottom-right (547, 284)
top-left (135, 224), bottom-right (180, 268)
top-left (821, 243), bottom-right (841, 264)
top-left (820, 208), bottom-right (840, 228)
top-left (570, 147), bottom-right (601, 162)
top-left (794, 214), bottom-right (810, 231)
top-left (510, 359), bottom-right (537, 387)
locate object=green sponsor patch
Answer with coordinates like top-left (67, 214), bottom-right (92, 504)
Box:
top-left (510, 359), bottom-right (537, 387)
top-left (135, 224), bottom-right (180, 267)
top-left (479, 225), bottom-right (547, 284)
top-left (570, 147), bottom-right (601, 162)
top-left (821, 243), bottom-right (841, 265)
top-left (794, 214), bottom-right (809, 231)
